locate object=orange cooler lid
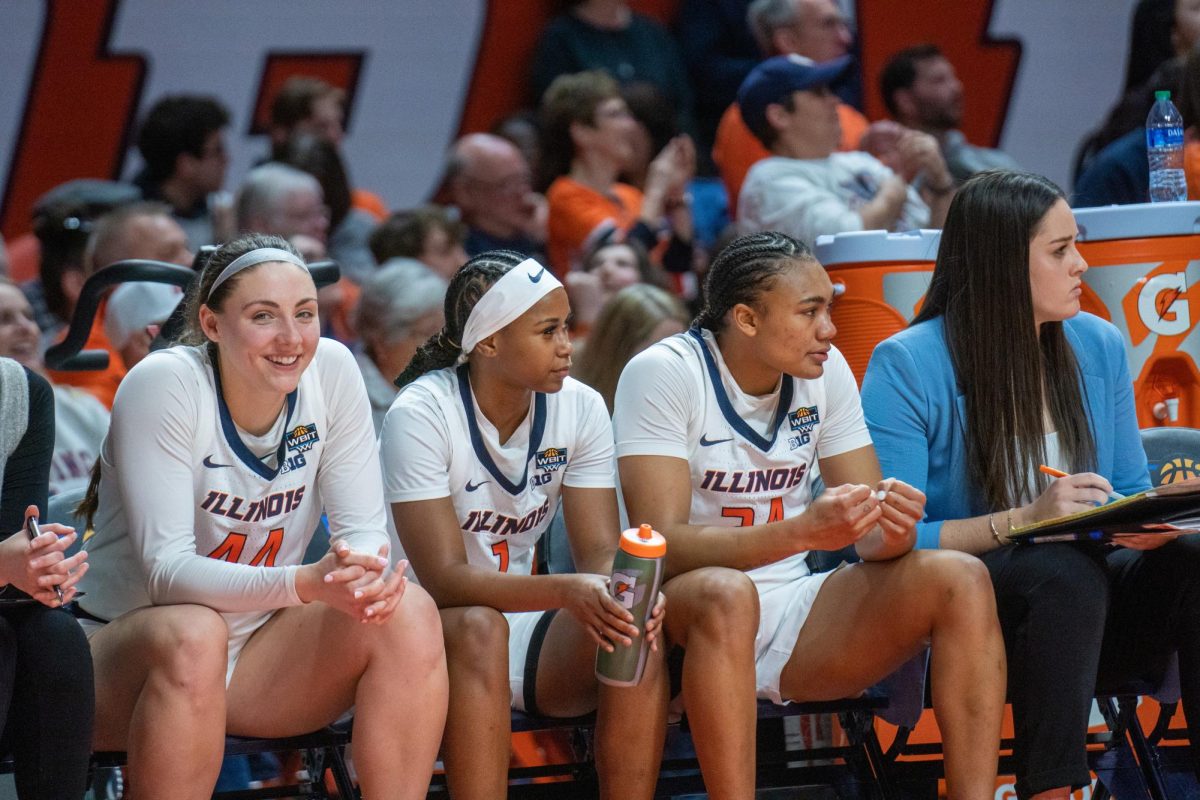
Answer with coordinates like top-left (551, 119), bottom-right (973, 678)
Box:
top-left (620, 524), bottom-right (666, 558)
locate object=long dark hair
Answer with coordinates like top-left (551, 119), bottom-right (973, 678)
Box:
top-left (914, 170), bottom-right (1096, 510)
top-left (394, 249), bottom-right (526, 388)
top-left (77, 234), bottom-right (304, 528)
top-left (694, 231), bottom-right (813, 331)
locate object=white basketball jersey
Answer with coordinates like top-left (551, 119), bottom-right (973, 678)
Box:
top-left (82, 343), bottom-right (339, 632)
top-left (382, 368), bottom-right (615, 577)
top-left (618, 329), bottom-right (871, 592)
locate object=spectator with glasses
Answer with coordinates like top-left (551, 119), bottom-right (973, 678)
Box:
top-left (446, 133), bottom-right (547, 261)
top-left (133, 95), bottom-right (232, 249)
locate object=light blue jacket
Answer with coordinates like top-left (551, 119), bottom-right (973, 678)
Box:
top-left (860, 312), bottom-right (1152, 550)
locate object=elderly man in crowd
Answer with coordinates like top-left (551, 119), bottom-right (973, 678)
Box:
top-left (45, 201), bottom-right (191, 407)
top-left (736, 55), bottom-right (954, 247)
top-left (445, 133), bottom-right (547, 260)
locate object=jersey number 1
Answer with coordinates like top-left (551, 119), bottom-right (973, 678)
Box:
top-left (491, 541), bottom-right (510, 572)
top-left (721, 497), bottom-right (785, 527)
top-left (208, 527), bottom-right (285, 567)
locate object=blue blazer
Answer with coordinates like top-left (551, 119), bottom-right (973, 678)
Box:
top-left (860, 312), bottom-right (1152, 550)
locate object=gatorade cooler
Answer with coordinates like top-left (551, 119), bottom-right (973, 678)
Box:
top-left (1075, 201), bottom-right (1200, 428)
top-left (814, 229), bottom-right (941, 383)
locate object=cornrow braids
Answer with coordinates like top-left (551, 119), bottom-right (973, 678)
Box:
top-left (393, 249), bottom-right (527, 388)
top-left (694, 231), bottom-right (814, 331)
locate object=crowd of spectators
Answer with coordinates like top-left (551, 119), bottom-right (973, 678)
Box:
top-left (0, 0), bottom-right (1193, 790)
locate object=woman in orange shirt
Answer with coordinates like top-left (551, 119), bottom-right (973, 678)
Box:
top-left (539, 70), bottom-right (695, 276)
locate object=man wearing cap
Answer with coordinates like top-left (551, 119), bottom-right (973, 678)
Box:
top-left (736, 54), bottom-right (954, 247)
top-left (713, 0), bottom-right (869, 213)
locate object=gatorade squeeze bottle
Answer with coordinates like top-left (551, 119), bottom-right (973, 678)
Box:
top-left (595, 523), bottom-right (666, 687)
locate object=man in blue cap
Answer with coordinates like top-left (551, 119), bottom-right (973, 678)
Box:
top-left (736, 54), bottom-right (954, 246)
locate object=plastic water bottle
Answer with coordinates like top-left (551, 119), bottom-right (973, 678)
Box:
top-left (1147, 90), bottom-right (1187, 203)
top-left (595, 524), bottom-right (666, 687)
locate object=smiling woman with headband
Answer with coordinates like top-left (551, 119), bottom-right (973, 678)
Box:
top-left (72, 233), bottom-right (447, 798)
top-left (383, 249), bottom-right (673, 799)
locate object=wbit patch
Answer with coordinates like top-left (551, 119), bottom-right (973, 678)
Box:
top-left (535, 447), bottom-right (568, 471)
top-left (788, 406), bottom-right (820, 433)
top-left (285, 423), bottom-right (320, 453)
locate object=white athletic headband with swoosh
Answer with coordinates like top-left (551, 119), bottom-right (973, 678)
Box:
top-left (459, 257), bottom-right (563, 358)
top-left (207, 247), bottom-right (308, 301)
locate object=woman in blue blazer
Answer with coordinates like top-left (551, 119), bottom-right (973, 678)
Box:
top-left (861, 170), bottom-right (1200, 800)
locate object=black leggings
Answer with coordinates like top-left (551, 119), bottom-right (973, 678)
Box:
top-left (0, 603), bottom-right (94, 799)
top-left (983, 538), bottom-right (1200, 799)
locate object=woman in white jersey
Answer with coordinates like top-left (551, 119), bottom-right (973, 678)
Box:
top-left (614, 231), bottom-right (1007, 799)
top-left (74, 235), bottom-right (447, 798)
top-left (382, 250), bottom-right (670, 799)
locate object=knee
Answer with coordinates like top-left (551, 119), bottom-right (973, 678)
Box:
top-left (672, 567), bottom-right (759, 642)
top-left (145, 607), bottom-right (228, 696)
top-left (375, 585), bottom-right (445, 668)
top-left (917, 550), bottom-right (997, 616)
top-left (442, 605), bottom-right (508, 681)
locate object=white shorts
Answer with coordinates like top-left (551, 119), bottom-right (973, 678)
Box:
top-left (505, 609), bottom-right (557, 714)
top-left (754, 569), bottom-right (836, 705)
top-left (75, 607), bottom-right (271, 687)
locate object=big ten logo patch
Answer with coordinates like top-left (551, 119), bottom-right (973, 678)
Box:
top-left (1158, 456), bottom-right (1200, 485)
top-left (285, 423), bottom-right (319, 453)
top-left (535, 447), bottom-right (568, 472)
top-left (611, 572), bottom-right (644, 611)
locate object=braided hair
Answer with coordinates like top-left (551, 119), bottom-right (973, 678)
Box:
top-left (393, 249), bottom-right (527, 388)
top-left (694, 231), bottom-right (814, 331)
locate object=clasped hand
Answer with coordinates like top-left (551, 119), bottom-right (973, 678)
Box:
top-left (800, 479), bottom-right (925, 551)
top-left (562, 573), bottom-right (665, 654)
top-left (299, 542), bottom-right (407, 624)
top-left (0, 505), bottom-right (87, 607)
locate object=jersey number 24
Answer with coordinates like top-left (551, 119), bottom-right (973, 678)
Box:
top-left (721, 497), bottom-right (785, 527)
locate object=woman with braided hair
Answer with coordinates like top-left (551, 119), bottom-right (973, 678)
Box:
top-left (384, 249), bottom-right (683, 799)
top-left (614, 231), bottom-right (1007, 799)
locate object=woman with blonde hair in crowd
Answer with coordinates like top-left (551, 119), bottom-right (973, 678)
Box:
top-left (573, 282), bottom-right (689, 413)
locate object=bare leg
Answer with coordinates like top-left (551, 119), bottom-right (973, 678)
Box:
top-left (780, 551), bottom-right (1005, 800)
top-left (533, 610), bottom-right (669, 800)
top-left (89, 605), bottom-right (229, 800)
top-left (662, 567), bottom-right (759, 800)
top-left (226, 585), bottom-right (447, 799)
top-left (438, 606), bottom-right (511, 800)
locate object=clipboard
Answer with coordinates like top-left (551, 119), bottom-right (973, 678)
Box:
top-left (1007, 478), bottom-right (1200, 544)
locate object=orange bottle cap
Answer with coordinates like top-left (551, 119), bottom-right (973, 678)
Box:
top-left (620, 523), bottom-right (666, 558)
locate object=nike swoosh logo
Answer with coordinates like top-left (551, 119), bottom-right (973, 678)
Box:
top-left (699, 434), bottom-right (733, 447)
top-left (528, 266), bottom-right (546, 283)
top-left (465, 480), bottom-right (491, 492)
top-left (202, 455), bottom-right (233, 469)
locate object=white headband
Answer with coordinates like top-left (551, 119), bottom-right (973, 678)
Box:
top-left (207, 247), bottom-right (308, 301)
top-left (459, 258), bottom-right (563, 358)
